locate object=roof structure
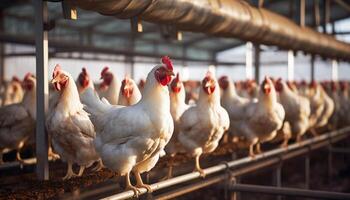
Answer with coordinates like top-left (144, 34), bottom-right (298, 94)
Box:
top-left (0, 0), bottom-right (349, 64)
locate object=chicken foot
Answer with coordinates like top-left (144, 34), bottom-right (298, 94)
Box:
top-left (91, 159), bottom-right (104, 172)
top-left (48, 146), bottom-right (60, 160)
top-left (194, 154), bottom-right (206, 177)
top-left (134, 170), bottom-right (153, 193)
top-left (77, 166), bottom-right (85, 177)
top-left (160, 155), bottom-right (175, 180)
top-left (125, 172), bottom-right (141, 197)
top-left (62, 162), bottom-right (77, 180)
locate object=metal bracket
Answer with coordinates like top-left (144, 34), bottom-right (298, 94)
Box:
top-left (62, 0), bottom-right (77, 20)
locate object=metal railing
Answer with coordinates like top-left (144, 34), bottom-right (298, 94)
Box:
top-left (99, 127), bottom-right (350, 200)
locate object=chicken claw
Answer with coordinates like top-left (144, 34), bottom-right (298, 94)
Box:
top-left (62, 162), bottom-right (77, 180)
top-left (134, 171), bottom-right (153, 193)
top-left (48, 149), bottom-right (60, 161)
top-left (91, 160), bottom-right (104, 172)
top-left (249, 144), bottom-right (255, 158)
top-left (125, 172), bottom-right (141, 197)
top-left (194, 154), bottom-right (206, 178)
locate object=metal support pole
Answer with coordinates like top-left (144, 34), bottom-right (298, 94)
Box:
top-left (287, 50), bottom-right (294, 81)
top-left (274, 162), bottom-right (282, 200)
top-left (311, 55), bottom-right (315, 82)
top-left (246, 42), bottom-right (253, 80)
top-left (34, 0), bottom-right (49, 180)
top-left (323, 0), bottom-right (330, 33)
top-left (0, 10), bottom-right (4, 86)
top-left (254, 44), bottom-right (260, 83)
top-left (331, 59), bottom-right (338, 81)
top-left (328, 139), bottom-right (333, 183)
top-left (305, 154), bottom-right (310, 189)
top-left (300, 0), bottom-right (305, 27)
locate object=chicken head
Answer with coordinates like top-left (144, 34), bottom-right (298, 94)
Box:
top-left (51, 65), bottom-right (69, 91)
top-left (78, 67), bottom-right (90, 89)
top-left (202, 72), bottom-right (216, 95)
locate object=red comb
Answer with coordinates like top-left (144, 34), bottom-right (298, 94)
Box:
top-left (82, 67), bottom-right (87, 75)
top-left (24, 73), bottom-right (32, 81)
top-left (53, 64), bottom-right (61, 78)
top-left (161, 56), bottom-right (173, 71)
top-left (101, 66), bottom-right (109, 77)
top-left (12, 76), bottom-right (20, 82)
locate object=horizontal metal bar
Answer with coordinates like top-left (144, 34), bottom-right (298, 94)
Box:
top-left (155, 175), bottom-right (226, 200)
top-left (230, 183), bottom-right (350, 200)
top-left (330, 147), bottom-right (350, 154)
top-left (101, 127), bottom-right (350, 200)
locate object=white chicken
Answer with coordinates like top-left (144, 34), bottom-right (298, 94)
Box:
top-left (235, 77), bottom-right (285, 156)
top-left (1, 76), bottom-right (24, 106)
top-left (76, 67), bottom-right (99, 105)
top-left (46, 65), bottom-right (100, 180)
top-left (0, 73), bottom-right (36, 163)
top-left (219, 76), bottom-right (255, 145)
top-left (275, 79), bottom-right (310, 144)
top-left (178, 72), bottom-right (229, 177)
top-left (163, 73), bottom-right (190, 179)
top-left (98, 67), bottom-right (121, 105)
top-left (315, 86), bottom-right (334, 129)
top-left (85, 56), bottom-right (175, 195)
top-left (305, 81), bottom-right (325, 132)
top-left (118, 77), bottom-right (141, 106)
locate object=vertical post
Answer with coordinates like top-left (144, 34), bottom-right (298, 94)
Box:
top-left (323, 0), bottom-right (330, 33)
top-left (245, 42), bottom-right (253, 80)
top-left (331, 59), bottom-right (338, 81)
top-left (311, 55), bottom-right (315, 82)
top-left (305, 154), bottom-right (310, 189)
top-left (254, 44), bottom-right (261, 83)
top-left (274, 163), bottom-right (282, 200)
top-left (287, 50), bottom-right (294, 81)
top-left (300, 0), bottom-right (305, 27)
top-left (328, 138), bottom-right (333, 183)
top-left (0, 10), bottom-right (4, 86)
top-left (34, 0), bottom-right (49, 180)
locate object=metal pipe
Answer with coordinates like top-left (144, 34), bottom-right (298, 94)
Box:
top-left (34, 0), bottom-right (49, 180)
top-left (70, 0), bottom-right (350, 61)
top-left (254, 44), bottom-right (260, 83)
top-left (100, 127), bottom-right (350, 200)
top-left (245, 42), bottom-right (253, 80)
top-left (331, 59), bottom-right (338, 81)
top-left (287, 50), bottom-right (294, 81)
top-left (230, 183), bottom-right (350, 199)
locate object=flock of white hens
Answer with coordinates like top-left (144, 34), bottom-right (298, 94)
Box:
top-left (0, 56), bottom-right (349, 196)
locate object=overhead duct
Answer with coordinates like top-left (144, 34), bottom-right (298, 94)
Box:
top-left (70, 0), bottom-right (350, 61)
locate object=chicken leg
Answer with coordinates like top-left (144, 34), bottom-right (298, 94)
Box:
top-left (91, 159), bottom-right (104, 172)
top-left (125, 172), bottom-right (141, 197)
top-left (194, 154), bottom-right (206, 177)
top-left (161, 155), bottom-right (175, 180)
top-left (256, 143), bottom-right (262, 154)
top-left (77, 166), bottom-right (85, 177)
top-left (134, 170), bottom-right (153, 192)
top-left (48, 146), bottom-right (60, 160)
top-left (249, 144), bottom-right (255, 158)
top-left (63, 162), bottom-right (77, 180)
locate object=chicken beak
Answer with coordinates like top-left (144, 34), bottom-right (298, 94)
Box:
top-left (51, 78), bottom-right (58, 84)
top-left (205, 80), bottom-right (213, 88)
